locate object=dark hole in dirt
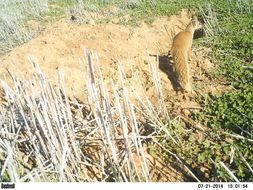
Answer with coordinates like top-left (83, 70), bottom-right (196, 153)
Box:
top-left (194, 28), bottom-right (205, 39)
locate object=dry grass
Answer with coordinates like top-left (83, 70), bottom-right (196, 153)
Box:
top-left (0, 50), bottom-right (196, 182)
top-left (198, 2), bottom-right (219, 37)
top-left (0, 0), bottom-right (48, 54)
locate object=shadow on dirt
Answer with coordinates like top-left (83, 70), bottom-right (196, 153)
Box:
top-left (155, 55), bottom-right (181, 91)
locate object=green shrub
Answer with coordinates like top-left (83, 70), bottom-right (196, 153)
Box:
top-left (195, 0), bottom-right (253, 181)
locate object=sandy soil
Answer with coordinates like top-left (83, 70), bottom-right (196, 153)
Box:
top-left (0, 10), bottom-right (227, 99)
top-left (0, 9), bottom-right (230, 181)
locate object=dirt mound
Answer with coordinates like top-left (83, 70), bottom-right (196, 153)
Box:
top-left (0, 10), bottom-right (230, 182)
top-left (0, 10), bottom-right (224, 100)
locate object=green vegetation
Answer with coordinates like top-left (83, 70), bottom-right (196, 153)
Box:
top-left (151, 0), bottom-right (253, 182)
top-left (119, 0), bottom-right (204, 25)
top-left (192, 0), bottom-right (253, 181)
top-left (0, 0), bottom-right (252, 182)
top-left (46, 0), bottom-right (76, 19)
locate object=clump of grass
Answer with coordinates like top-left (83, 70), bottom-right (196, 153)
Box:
top-left (198, 2), bottom-right (220, 37)
top-left (123, 0), bottom-right (141, 9)
top-left (0, 0), bottom-right (49, 54)
top-left (68, 0), bottom-right (100, 24)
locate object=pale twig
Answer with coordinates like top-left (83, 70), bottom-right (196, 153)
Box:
top-left (153, 138), bottom-right (201, 182)
top-left (220, 161), bottom-right (240, 182)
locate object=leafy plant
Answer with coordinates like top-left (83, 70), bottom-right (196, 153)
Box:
top-left (195, 0), bottom-right (253, 181)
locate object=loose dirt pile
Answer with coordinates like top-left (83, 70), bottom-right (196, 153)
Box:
top-left (0, 10), bottom-right (227, 102)
top-left (0, 9), bottom-right (230, 182)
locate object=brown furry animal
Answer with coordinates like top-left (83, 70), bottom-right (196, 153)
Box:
top-left (170, 16), bottom-right (201, 92)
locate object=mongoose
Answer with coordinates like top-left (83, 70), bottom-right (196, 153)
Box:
top-left (170, 16), bottom-right (201, 92)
